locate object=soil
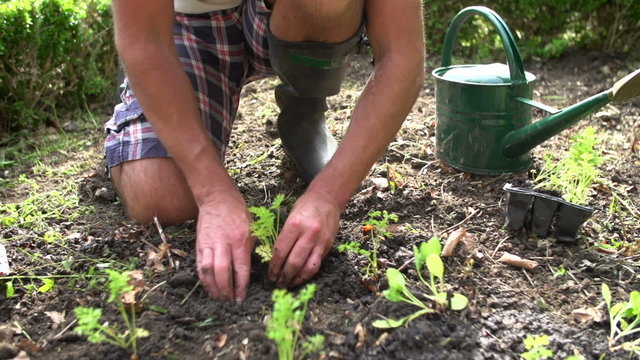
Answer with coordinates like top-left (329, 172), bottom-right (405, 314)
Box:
top-left (1, 50), bottom-right (640, 360)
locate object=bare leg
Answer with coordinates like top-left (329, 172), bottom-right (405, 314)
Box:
top-left (110, 158), bottom-right (198, 225)
top-left (269, 0), bottom-right (365, 42)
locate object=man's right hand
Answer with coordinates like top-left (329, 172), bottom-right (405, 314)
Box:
top-left (195, 193), bottom-right (254, 302)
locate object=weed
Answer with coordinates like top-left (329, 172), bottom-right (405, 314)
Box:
top-left (337, 210), bottom-right (398, 280)
top-left (373, 237), bottom-right (468, 328)
top-left (267, 283), bottom-right (324, 360)
top-left (248, 194), bottom-right (289, 262)
top-left (602, 283), bottom-right (640, 356)
top-left (1, 178), bottom-right (92, 232)
top-left (552, 265), bottom-right (567, 278)
top-left (74, 270), bottom-right (148, 358)
top-left (533, 127), bottom-right (602, 205)
top-left (520, 334), bottom-right (554, 360)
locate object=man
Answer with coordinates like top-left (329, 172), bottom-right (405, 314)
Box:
top-left (105, 0), bottom-right (424, 302)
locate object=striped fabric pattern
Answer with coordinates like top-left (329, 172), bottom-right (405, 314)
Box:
top-left (104, 0), bottom-right (273, 169)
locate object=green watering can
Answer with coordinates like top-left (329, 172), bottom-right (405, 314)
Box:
top-left (432, 6), bottom-right (640, 174)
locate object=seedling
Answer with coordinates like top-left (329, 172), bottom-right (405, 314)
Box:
top-left (74, 270), bottom-right (148, 358)
top-left (267, 283), bottom-right (325, 360)
top-left (373, 237), bottom-right (468, 328)
top-left (602, 283), bottom-right (640, 356)
top-left (520, 334), bottom-right (554, 360)
top-left (533, 127), bottom-right (602, 205)
top-left (248, 194), bottom-right (289, 262)
top-left (552, 265), bottom-right (567, 278)
top-left (337, 210), bottom-right (398, 280)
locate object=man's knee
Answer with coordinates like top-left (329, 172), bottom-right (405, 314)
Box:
top-left (270, 0), bottom-right (364, 42)
top-left (110, 158), bottom-right (197, 225)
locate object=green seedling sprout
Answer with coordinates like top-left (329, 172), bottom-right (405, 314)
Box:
top-left (534, 126), bottom-right (602, 205)
top-left (602, 283), bottom-right (640, 356)
top-left (373, 237), bottom-right (468, 328)
top-left (267, 283), bottom-right (325, 360)
top-left (520, 334), bottom-right (554, 360)
top-left (337, 210), bottom-right (398, 280)
top-left (248, 194), bottom-right (288, 262)
top-left (74, 270), bottom-right (148, 358)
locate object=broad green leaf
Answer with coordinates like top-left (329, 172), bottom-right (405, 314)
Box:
top-left (6, 281), bottom-right (14, 298)
top-left (372, 316), bottom-right (407, 329)
top-left (450, 293), bottom-right (468, 310)
top-left (620, 318), bottom-right (629, 331)
top-left (628, 291), bottom-right (640, 315)
top-left (38, 278), bottom-right (55, 293)
top-left (386, 268), bottom-right (406, 291)
top-left (382, 288), bottom-right (405, 303)
top-left (421, 237), bottom-right (442, 258)
top-left (426, 253), bottom-right (444, 281)
top-left (611, 302), bottom-right (626, 317)
top-left (383, 268), bottom-right (408, 303)
top-left (413, 245), bottom-right (425, 275)
top-left (602, 283), bottom-right (611, 307)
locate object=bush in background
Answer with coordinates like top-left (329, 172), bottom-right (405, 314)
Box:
top-left (0, 0), bottom-right (116, 133)
top-left (423, 0), bottom-right (640, 62)
top-left (1, 0), bottom-right (638, 133)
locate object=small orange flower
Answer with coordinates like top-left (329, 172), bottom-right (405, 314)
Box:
top-left (362, 224), bottom-right (375, 232)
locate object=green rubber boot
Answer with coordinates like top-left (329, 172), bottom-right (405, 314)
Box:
top-left (268, 24), bottom-right (364, 183)
top-left (274, 84), bottom-right (337, 183)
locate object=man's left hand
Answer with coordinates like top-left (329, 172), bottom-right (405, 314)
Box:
top-left (268, 191), bottom-right (341, 288)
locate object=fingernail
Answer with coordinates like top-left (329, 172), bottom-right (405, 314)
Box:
top-left (235, 297), bottom-right (243, 304)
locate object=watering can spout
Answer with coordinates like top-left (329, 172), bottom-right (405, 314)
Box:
top-left (502, 68), bottom-right (640, 158)
top-left (501, 91), bottom-right (611, 158)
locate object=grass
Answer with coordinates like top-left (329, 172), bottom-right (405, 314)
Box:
top-left (0, 116), bottom-right (132, 299)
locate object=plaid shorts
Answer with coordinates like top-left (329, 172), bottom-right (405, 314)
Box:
top-left (104, 0), bottom-right (273, 169)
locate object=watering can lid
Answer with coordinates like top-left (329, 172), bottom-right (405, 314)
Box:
top-left (436, 63), bottom-right (535, 84)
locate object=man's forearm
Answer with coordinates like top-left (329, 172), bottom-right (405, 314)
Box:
top-left (308, 54), bottom-right (425, 208)
top-left (120, 45), bottom-right (238, 204)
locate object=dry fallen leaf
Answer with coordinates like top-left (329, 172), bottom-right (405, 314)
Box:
top-left (44, 311), bottom-right (65, 330)
top-left (354, 323), bottom-right (367, 348)
top-left (121, 270), bottom-right (146, 307)
top-left (572, 307), bottom-right (604, 323)
top-left (17, 338), bottom-right (42, 353)
top-left (386, 164), bottom-right (405, 189)
top-left (214, 334), bottom-right (228, 348)
top-left (497, 252), bottom-right (539, 270)
top-left (374, 332), bottom-right (389, 347)
top-left (442, 228), bottom-right (467, 257)
top-left (171, 249), bottom-right (189, 258)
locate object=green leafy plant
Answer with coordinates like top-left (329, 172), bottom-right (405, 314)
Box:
top-left (0, 0), bottom-right (116, 132)
top-left (373, 237), bottom-right (468, 328)
top-left (74, 270), bottom-right (148, 357)
top-left (267, 283), bottom-right (325, 360)
top-left (533, 127), bottom-right (602, 205)
top-left (602, 283), bottom-right (640, 355)
top-left (520, 334), bottom-right (554, 360)
top-left (337, 210), bottom-right (398, 280)
top-left (248, 194), bottom-right (288, 262)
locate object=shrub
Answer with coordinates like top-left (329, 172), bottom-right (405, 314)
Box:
top-left (422, 0), bottom-right (640, 62)
top-left (0, 0), bottom-right (116, 132)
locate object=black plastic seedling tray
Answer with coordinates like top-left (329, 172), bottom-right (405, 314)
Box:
top-left (503, 183), bottom-right (595, 242)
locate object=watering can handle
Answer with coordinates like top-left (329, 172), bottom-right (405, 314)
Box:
top-left (440, 6), bottom-right (527, 84)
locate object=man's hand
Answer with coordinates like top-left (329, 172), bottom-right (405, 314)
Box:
top-left (196, 193), bottom-right (254, 302)
top-left (268, 191), bottom-right (341, 288)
